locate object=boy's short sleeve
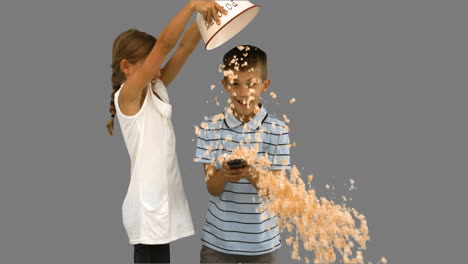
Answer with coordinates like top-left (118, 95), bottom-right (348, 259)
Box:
top-left (270, 128), bottom-right (291, 170)
top-left (194, 122), bottom-right (222, 170)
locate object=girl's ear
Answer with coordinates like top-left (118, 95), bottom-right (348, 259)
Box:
top-left (120, 59), bottom-right (130, 76)
top-left (262, 79), bottom-right (271, 92)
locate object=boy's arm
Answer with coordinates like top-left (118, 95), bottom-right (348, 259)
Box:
top-left (204, 162), bottom-right (246, 196)
top-left (159, 22), bottom-right (201, 87)
top-left (204, 164), bottom-right (228, 196)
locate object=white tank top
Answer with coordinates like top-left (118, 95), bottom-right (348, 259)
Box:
top-left (114, 79), bottom-right (194, 244)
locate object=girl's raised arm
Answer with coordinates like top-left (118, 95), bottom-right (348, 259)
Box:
top-left (119, 1), bottom-right (224, 115)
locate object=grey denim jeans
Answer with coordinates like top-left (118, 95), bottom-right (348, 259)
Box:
top-left (200, 245), bottom-right (278, 264)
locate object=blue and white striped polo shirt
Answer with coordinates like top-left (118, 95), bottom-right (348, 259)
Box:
top-left (195, 105), bottom-right (291, 256)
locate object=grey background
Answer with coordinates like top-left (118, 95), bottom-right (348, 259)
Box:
top-left (0, 0), bottom-right (467, 263)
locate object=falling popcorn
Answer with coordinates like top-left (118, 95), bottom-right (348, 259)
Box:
top-left (325, 184), bottom-right (330, 189)
top-left (307, 174), bottom-right (314, 184)
top-left (349, 178), bottom-right (356, 191)
top-left (380, 257), bottom-right (388, 263)
top-left (235, 149), bottom-right (370, 263)
top-left (223, 69), bottom-right (234, 77)
top-left (254, 133), bottom-right (263, 142)
top-left (212, 113), bottom-right (224, 123)
top-left (291, 141), bottom-right (297, 147)
top-left (290, 97), bottom-right (296, 104)
top-left (194, 125), bottom-right (201, 137)
top-left (283, 114), bottom-right (290, 123)
top-left (210, 146), bottom-right (371, 263)
top-left (270, 92), bottom-right (277, 99)
top-left (210, 84), bottom-right (216, 90)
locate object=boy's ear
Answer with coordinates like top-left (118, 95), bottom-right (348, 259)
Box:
top-left (221, 79), bottom-right (229, 92)
top-left (262, 79), bottom-right (271, 92)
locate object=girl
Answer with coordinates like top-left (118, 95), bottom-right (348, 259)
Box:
top-left (106, 1), bottom-right (227, 263)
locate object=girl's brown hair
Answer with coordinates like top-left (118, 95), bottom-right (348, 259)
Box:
top-left (107, 29), bottom-right (156, 136)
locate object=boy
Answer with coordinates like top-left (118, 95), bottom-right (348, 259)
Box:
top-left (195, 45), bottom-right (291, 263)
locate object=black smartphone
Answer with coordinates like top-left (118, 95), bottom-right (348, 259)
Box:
top-left (227, 159), bottom-right (246, 169)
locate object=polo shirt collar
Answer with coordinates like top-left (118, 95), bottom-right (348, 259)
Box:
top-left (224, 104), bottom-right (268, 130)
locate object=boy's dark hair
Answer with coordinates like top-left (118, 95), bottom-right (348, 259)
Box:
top-left (222, 45), bottom-right (267, 80)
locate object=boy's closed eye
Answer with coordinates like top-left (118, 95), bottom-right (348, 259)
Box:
top-left (230, 80), bottom-right (260, 88)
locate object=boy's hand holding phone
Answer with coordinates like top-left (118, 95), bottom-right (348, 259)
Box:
top-left (220, 159), bottom-right (257, 183)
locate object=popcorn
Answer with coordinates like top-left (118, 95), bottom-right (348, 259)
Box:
top-left (194, 125), bottom-right (201, 137)
top-left (283, 114), bottom-right (290, 123)
top-left (290, 98), bottom-right (296, 104)
top-left (307, 174), bottom-right (314, 184)
top-left (237, 45), bottom-right (245, 51)
top-left (349, 178), bottom-right (356, 191)
top-left (223, 69), bottom-right (234, 77)
top-left (212, 113), bottom-right (225, 123)
top-left (270, 92), bottom-right (277, 99)
top-left (210, 84), bottom-right (216, 90)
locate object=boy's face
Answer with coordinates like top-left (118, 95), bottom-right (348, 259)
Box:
top-left (221, 66), bottom-right (270, 122)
